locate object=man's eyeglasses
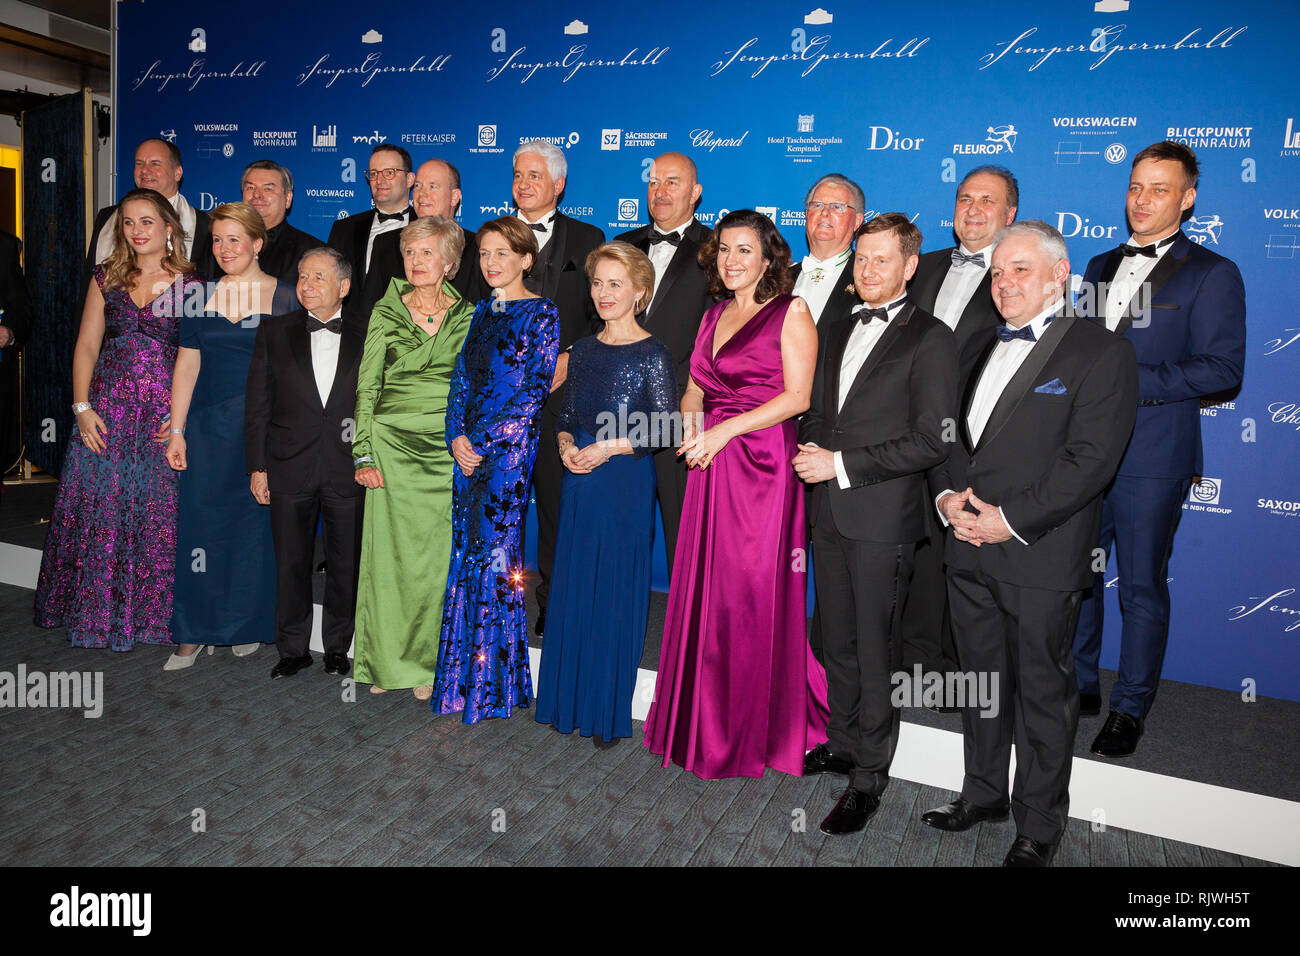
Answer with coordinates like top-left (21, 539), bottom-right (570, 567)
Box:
top-left (365, 168), bottom-right (408, 182)
top-left (806, 201), bottom-right (854, 214)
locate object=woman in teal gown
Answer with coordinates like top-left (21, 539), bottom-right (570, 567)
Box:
top-left (352, 216), bottom-right (474, 699)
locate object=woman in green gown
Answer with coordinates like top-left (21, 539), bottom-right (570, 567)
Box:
top-left (352, 216), bottom-right (475, 699)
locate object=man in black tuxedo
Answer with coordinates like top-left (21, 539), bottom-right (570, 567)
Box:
top-left (245, 247), bottom-right (365, 680)
top-left (791, 173), bottom-right (865, 329)
top-left (327, 142), bottom-right (414, 316)
top-left (794, 214), bottom-right (958, 833)
top-left (85, 138), bottom-right (215, 284)
top-left (614, 151), bottom-right (712, 574)
top-left (921, 221), bottom-right (1137, 866)
top-left (902, 165), bottom-right (1019, 692)
top-left (512, 139), bottom-right (605, 635)
top-left (363, 157), bottom-right (486, 319)
top-left (0, 230), bottom-right (34, 480)
top-left (240, 160), bottom-right (319, 284)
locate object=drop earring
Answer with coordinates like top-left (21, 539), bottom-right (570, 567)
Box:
top-left (166, 234), bottom-right (174, 254)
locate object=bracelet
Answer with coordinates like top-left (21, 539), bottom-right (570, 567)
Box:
top-left (353, 456), bottom-right (374, 467)
top-left (72, 402), bottom-right (91, 415)
top-left (557, 438), bottom-right (575, 452)
top-left (170, 428), bottom-right (184, 436)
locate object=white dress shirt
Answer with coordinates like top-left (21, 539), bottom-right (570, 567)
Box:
top-left (1103, 231), bottom-right (1177, 331)
top-left (308, 308), bottom-right (343, 404)
top-left (792, 247), bottom-right (852, 325)
top-left (517, 210), bottom-right (558, 254)
top-left (365, 206), bottom-right (412, 272)
top-left (932, 242), bottom-right (993, 331)
top-left (831, 298), bottom-right (906, 489)
top-left (647, 220), bottom-right (692, 292)
top-left (936, 300), bottom-right (1063, 545)
top-left (95, 190), bottom-right (199, 264)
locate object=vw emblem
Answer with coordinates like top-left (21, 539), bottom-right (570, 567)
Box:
top-left (1104, 143), bottom-right (1127, 164)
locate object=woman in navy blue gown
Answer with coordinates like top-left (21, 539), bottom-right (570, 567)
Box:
top-left (432, 217), bottom-right (559, 722)
top-left (535, 242), bottom-right (676, 742)
top-left (163, 202), bottom-right (298, 670)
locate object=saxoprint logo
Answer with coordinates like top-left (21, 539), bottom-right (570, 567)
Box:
top-left (1184, 476), bottom-right (1232, 515)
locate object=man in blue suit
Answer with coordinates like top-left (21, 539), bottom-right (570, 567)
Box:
top-left (1073, 141), bottom-right (1246, 758)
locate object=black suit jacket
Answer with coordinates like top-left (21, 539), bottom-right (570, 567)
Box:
top-left (244, 308), bottom-right (365, 497)
top-left (85, 199), bottom-right (215, 287)
top-left (0, 231), bottom-right (33, 352)
top-left (615, 219), bottom-right (714, 397)
top-left (800, 301), bottom-right (958, 543)
top-left (258, 220), bottom-right (322, 285)
top-left (929, 314), bottom-right (1138, 591)
top-left (534, 212), bottom-right (605, 352)
top-left (362, 224), bottom-right (486, 323)
top-left (792, 255), bottom-right (858, 330)
top-left (909, 247), bottom-right (1001, 379)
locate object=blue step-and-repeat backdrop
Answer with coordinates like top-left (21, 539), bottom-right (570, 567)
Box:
top-left (114, 0), bottom-right (1299, 700)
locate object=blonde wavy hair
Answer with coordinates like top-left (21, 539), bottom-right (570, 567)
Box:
top-left (102, 188), bottom-right (193, 291)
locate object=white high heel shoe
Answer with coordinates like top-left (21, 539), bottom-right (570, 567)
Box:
top-left (232, 643), bottom-right (261, 657)
top-left (163, 645), bottom-right (214, 671)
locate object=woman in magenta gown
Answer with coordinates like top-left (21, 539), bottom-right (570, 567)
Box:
top-left (643, 209), bottom-right (829, 779)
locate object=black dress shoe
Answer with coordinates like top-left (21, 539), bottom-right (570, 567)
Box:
top-left (1091, 710), bottom-right (1143, 757)
top-left (270, 654), bottom-right (313, 680)
top-left (925, 703), bottom-right (962, 715)
top-left (1003, 835), bottom-right (1058, 867)
top-left (534, 608), bottom-right (546, 636)
top-left (819, 787), bottom-right (880, 835)
top-left (322, 652), bottom-right (350, 676)
top-left (803, 743), bottom-right (853, 776)
top-left (921, 797), bottom-right (1010, 832)
top-left (1079, 692), bottom-right (1102, 717)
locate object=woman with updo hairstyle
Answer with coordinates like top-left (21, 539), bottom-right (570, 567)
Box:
top-left (351, 215), bottom-right (474, 700)
top-left (35, 188), bottom-right (201, 652)
top-left (162, 201), bottom-right (298, 670)
top-left (431, 216), bottom-right (559, 722)
top-left (534, 241), bottom-right (676, 744)
top-left (643, 209), bottom-right (830, 778)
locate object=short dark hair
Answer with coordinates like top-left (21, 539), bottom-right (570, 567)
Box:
top-left (855, 213), bottom-right (922, 259)
top-left (1131, 140), bottom-right (1199, 190)
top-left (297, 245), bottom-right (352, 283)
top-left (698, 209), bottom-right (793, 303)
top-left (137, 137), bottom-right (182, 169)
top-left (958, 165), bottom-right (1019, 209)
top-left (432, 158), bottom-right (462, 192)
top-left (476, 216), bottom-right (540, 274)
top-left (242, 159), bottom-right (293, 194)
top-left (370, 142), bottom-right (413, 172)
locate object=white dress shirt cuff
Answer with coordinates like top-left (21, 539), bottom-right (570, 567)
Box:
top-left (935, 489), bottom-right (957, 526)
top-left (999, 506), bottom-right (1028, 546)
top-left (833, 450), bottom-right (850, 490)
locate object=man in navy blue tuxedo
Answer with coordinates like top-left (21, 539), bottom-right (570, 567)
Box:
top-left (1072, 141), bottom-right (1246, 758)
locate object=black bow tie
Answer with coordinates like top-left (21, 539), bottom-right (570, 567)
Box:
top-left (997, 323), bottom-right (1036, 342)
top-left (1119, 234), bottom-right (1176, 258)
top-left (526, 221), bottom-right (547, 233)
top-left (306, 316), bottom-right (342, 334)
top-left (852, 296), bottom-right (905, 327)
top-left (648, 230), bottom-right (681, 247)
top-left (375, 207), bottom-right (410, 223)
top-left (951, 249), bottom-right (986, 268)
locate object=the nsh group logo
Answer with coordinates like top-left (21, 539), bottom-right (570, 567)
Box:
top-left (1183, 477), bottom-right (1232, 515)
top-left (618, 199), bottom-right (639, 221)
top-left (471, 125), bottom-right (504, 155)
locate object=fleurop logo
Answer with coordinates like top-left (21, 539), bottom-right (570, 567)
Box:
top-left (1185, 214), bottom-right (1223, 245)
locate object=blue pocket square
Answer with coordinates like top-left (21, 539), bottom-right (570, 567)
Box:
top-left (1034, 377), bottom-right (1067, 395)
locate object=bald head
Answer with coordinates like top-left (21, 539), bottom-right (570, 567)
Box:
top-left (647, 152), bottom-right (702, 232)
top-left (413, 158), bottom-right (462, 219)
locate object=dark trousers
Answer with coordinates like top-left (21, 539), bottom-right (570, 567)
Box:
top-left (813, 497), bottom-right (914, 795)
top-left (533, 403), bottom-right (563, 609)
top-left (947, 566), bottom-right (1082, 845)
top-left (899, 505), bottom-right (960, 673)
top-left (1072, 475), bottom-right (1191, 720)
top-left (268, 486), bottom-right (363, 659)
top-left (652, 446), bottom-right (687, 579)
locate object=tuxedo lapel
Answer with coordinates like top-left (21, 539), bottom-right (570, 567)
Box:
top-left (648, 232), bottom-right (699, 315)
top-left (822, 315), bottom-right (854, 423)
top-left (1115, 233), bottom-right (1191, 336)
top-left (840, 303), bottom-right (912, 411)
top-left (952, 270), bottom-right (993, 341)
top-left (324, 326), bottom-right (362, 410)
top-left (975, 315), bottom-right (1073, 452)
top-left (351, 210), bottom-right (376, 282)
top-left (541, 214), bottom-right (568, 300)
top-left (959, 336), bottom-right (996, 452)
top-left (1094, 249), bottom-right (1124, 319)
top-left (911, 253), bottom-right (952, 311)
top-left (287, 320), bottom-right (324, 411)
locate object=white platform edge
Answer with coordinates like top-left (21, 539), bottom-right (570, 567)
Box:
top-left (5, 543), bottom-right (1297, 865)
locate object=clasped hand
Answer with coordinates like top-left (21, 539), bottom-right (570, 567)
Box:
top-left (451, 435), bottom-right (483, 476)
top-left (791, 443), bottom-right (835, 483)
top-left (940, 488), bottom-right (1012, 546)
top-left (678, 423), bottom-right (730, 470)
top-left (561, 442), bottom-right (610, 474)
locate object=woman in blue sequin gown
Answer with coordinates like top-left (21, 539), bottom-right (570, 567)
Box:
top-left (34, 189), bottom-right (201, 650)
top-left (432, 217), bottom-right (559, 722)
top-left (535, 242), bottom-right (676, 742)
top-left (164, 203), bottom-right (298, 667)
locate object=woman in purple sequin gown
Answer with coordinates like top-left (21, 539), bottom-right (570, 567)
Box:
top-left (644, 210), bottom-right (830, 779)
top-left (35, 189), bottom-right (202, 650)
